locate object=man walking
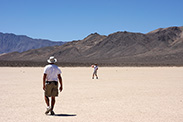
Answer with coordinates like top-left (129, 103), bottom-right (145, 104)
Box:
top-left (43, 56), bottom-right (63, 115)
top-left (92, 63), bottom-right (98, 79)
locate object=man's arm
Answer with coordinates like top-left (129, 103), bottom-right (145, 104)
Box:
top-left (43, 74), bottom-right (47, 90)
top-left (58, 74), bottom-right (63, 92)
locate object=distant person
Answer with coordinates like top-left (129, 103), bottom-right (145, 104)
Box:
top-left (43, 56), bottom-right (63, 115)
top-left (92, 63), bottom-right (98, 79)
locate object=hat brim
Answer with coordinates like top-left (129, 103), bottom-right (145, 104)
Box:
top-left (47, 59), bottom-right (57, 63)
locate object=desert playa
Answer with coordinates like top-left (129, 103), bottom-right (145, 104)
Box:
top-left (0, 67), bottom-right (183, 122)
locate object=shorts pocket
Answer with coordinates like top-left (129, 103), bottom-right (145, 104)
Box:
top-left (52, 88), bottom-right (58, 96)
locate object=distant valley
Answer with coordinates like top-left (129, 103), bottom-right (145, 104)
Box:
top-left (0, 32), bottom-right (65, 54)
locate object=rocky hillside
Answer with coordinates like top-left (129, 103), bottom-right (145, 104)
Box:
top-left (0, 32), bottom-right (65, 54)
top-left (0, 26), bottom-right (183, 66)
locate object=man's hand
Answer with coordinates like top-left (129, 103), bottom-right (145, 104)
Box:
top-left (58, 74), bottom-right (63, 92)
top-left (59, 86), bottom-right (63, 92)
top-left (43, 85), bottom-right (46, 91)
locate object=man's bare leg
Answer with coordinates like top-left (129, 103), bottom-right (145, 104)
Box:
top-left (51, 96), bottom-right (55, 115)
top-left (95, 72), bottom-right (98, 79)
top-left (51, 96), bottom-right (55, 110)
top-left (45, 96), bottom-right (51, 114)
top-left (92, 73), bottom-right (94, 79)
top-left (45, 96), bottom-right (49, 106)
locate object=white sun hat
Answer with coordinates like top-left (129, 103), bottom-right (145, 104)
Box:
top-left (47, 56), bottom-right (57, 63)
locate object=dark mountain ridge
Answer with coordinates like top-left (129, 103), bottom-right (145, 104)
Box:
top-left (0, 26), bottom-right (183, 66)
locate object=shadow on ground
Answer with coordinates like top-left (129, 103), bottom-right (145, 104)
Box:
top-left (48, 114), bottom-right (77, 117)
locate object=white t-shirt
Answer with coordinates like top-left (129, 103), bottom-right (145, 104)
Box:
top-left (43, 64), bottom-right (61, 82)
top-left (94, 65), bottom-right (98, 71)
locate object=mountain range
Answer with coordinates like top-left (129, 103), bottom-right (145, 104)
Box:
top-left (0, 26), bottom-right (183, 66)
top-left (0, 32), bottom-right (65, 54)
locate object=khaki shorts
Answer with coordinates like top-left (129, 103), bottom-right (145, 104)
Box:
top-left (93, 70), bottom-right (97, 75)
top-left (45, 82), bottom-right (58, 97)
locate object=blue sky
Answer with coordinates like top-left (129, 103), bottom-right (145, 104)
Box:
top-left (0, 0), bottom-right (182, 41)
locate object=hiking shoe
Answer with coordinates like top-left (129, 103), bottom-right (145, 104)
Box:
top-left (45, 107), bottom-right (51, 115)
top-left (51, 111), bottom-right (55, 115)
